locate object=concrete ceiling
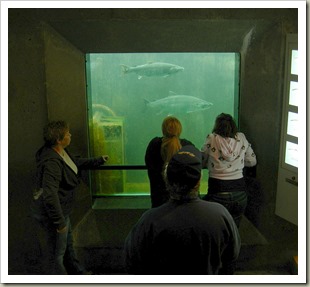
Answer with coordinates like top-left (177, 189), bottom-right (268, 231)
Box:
top-left (10, 8), bottom-right (297, 53)
top-left (49, 19), bottom-right (261, 53)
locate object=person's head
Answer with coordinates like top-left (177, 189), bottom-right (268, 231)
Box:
top-left (43, 120), bottom-right (71, 148)
top-left (164, 145), bottom-right (202, 200)
top-left (162, 116), bottom-right (182, 138)
top-left (161, 116), bottom-right (182, 163)
top-left (212, 113), bottom-right (238, 138)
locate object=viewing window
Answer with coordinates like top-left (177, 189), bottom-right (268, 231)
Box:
top-left (86, 53), bottom-right (240, 196)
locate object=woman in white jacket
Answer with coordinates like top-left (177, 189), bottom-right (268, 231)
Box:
top-left (201, 113), bottom-right (257, 227)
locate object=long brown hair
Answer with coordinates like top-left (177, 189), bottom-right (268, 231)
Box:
top-left (160, 116), bottom-right (182, 163)
top-left (212, 113), bottom-right (238, 138)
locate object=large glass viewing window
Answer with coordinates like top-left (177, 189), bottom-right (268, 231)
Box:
top-left (86, 53), bottom-right (240, 197)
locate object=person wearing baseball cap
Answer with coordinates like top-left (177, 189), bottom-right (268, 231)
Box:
top-left (124, 145), bottom-right (241, 275)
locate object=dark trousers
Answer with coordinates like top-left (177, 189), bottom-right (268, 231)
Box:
top-left (33, 215), bottom-right (84, 275)
top-left (202, 177), bottom-right (248, 228)
top-left (204, 191), bottom-right (247, 228)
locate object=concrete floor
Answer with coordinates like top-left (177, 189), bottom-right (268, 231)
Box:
top-left (10, 207), bottom-right (297, 276)
top-left (72, 211), bottom-right (296, 275)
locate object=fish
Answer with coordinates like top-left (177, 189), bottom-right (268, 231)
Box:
top-left (144, 91), bottom-right (213, 115)
top-left (121, 62), bottom-right (184, 79)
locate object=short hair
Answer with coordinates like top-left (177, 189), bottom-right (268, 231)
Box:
top-left (43, 120), bottom-right (69, 147)
top-left (212, 113), bottom-right (238, 138)
top-left (163, 164), bottom-right (200, 201)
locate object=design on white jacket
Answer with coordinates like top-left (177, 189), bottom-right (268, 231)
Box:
top-left (201, 132), bottom-right (256, 180)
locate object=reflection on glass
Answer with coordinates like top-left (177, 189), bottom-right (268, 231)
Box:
top-left (86, 53), bottom-right (240, 196)
top-left (289, 81), bottom-right (298, 107)
top-left (287, 112), bottom-right (298, 138)
top-left (285, 141), bottom-right (298, 168)
top-left (291, 50), bottom-right (298, 75)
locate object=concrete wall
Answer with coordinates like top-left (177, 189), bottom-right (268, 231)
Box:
top-left (240, 22), bottom-right (289, 227)
top-left (8, 8), bottom-right (298, 274)
top-left (8, 16), bottom-right (91, 274)
top-left (42, 24), bottom-right (92, 227)
top-left (8, 18), bottom-right (47, 273)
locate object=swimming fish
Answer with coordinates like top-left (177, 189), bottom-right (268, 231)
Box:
top-left (121, 62), bottom-right (184, 79)
top-left (144, 92), bottom-right (213, 115)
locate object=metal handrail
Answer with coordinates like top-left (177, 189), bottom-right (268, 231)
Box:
top-left (89, 165), bottom-right (147, 170)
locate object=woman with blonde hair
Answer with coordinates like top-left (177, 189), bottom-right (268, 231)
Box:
top-left (145, 116), bottom-right (194, 207)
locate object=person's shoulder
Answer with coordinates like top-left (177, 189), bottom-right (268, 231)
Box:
top-left (208, 200), bottom-right (236, 220)
top-left (145, 137), bottom-right (162, 156)
top-left (148, 137), bottom-right (162, 145)
top-left (145, 201), bottom-right (173, 216)
top-left (208, 133), bottom-right (216, 139)
top-left (198, 199), bottom-right (230, 213)
top-left (180, 138), bottom-right (194, 146)
top-left (138, 204), bottom-right (166, 224)
top-left (236, 132), bottom-right (248, 142)
top-left (194, 200), bottom-right (235, 224)
top-left (37, 146), bottom-right (59, 161)
top-left (202, 133), bottom-right (216, 143)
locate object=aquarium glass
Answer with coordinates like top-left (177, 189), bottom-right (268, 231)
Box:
top-left (86, 53), bottom-right (240, 196)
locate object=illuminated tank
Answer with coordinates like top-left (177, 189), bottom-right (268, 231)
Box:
top-left (90, 104), bottom-right (125, 195)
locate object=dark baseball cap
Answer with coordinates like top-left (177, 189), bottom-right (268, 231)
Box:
top-left (166, 145), bottom-right (202, 188)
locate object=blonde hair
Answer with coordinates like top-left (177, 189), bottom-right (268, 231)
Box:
top-left (160, 116), bottom-right (182, 163)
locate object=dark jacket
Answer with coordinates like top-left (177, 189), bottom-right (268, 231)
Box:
top-left (145, 137), bottom-right (194, 208)
top-left (32, 146), bottom-right (104, 230)
top-left (124, 198), bottom-right (241, 275)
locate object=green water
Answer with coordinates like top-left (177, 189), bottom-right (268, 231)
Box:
top-left (86, 53), bottom-right (240, 196)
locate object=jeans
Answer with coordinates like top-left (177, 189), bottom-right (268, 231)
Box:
top-left (33, 214), bottom-right (85, 275)
top-left (203, 191), bottom-right (247, 228)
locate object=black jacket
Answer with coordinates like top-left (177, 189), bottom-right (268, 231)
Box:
top-left (32, 146), bottom-right (104, 230)
top-left (145, 137), bottom-right (194, 208)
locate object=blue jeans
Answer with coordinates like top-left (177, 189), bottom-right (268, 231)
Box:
top-left (203, 191), bottom-right (247, 228)
top-left (33, 215), bottom-right (84, 275)
top-left (203, 177), bottom-right (248, 228)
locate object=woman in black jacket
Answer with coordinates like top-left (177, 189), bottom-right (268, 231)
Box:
top-left (32, 120), bottom-right (108, 275)
top-left (145, 116), bottom-right (194, 208)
